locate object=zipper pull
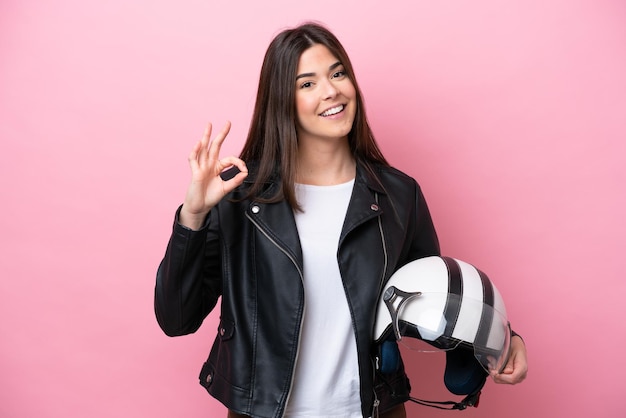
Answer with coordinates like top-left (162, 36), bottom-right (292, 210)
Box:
top-left (372, 397), bottom-right (380, 418)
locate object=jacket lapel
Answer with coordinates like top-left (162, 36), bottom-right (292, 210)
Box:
top-left (340, 162), bottom-right (386, 246)
top-left (244, 178), bottom-right (304, 273)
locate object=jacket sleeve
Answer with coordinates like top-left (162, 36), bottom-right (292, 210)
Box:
top-left (154, 206), bottom-right (222, 337)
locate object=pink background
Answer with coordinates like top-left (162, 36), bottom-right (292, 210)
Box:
top-left (1, 0), bottom-right (625, 417)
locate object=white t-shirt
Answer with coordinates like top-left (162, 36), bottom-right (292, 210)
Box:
top-left (285, 179), bottom-right (362, 418)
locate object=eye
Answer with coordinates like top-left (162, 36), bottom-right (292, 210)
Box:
top-left (332, 70), bottom-right (346, 79)
top-left (299, 81), bottom-right (314, 89)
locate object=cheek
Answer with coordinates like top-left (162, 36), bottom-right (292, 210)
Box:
top-left (295, 94), bottom-right (316, 119)
top-left (346, 84), bottom-right (357, 102)
top-left (294, 96), bottom-right (308, 129)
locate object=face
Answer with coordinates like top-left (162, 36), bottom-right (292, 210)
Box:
top-left (294, 44), bottom-right (357, 145)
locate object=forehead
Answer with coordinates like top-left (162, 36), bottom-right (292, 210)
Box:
top-left (297, 44), bottom-right (340, 72)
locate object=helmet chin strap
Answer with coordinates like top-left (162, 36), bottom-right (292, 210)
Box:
top-left (408, 377), bottom-right (485, 410)
top-left (408, 389), bottom-right (483, 410)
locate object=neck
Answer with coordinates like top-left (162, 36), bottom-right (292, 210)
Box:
top-left (296, 140), bottom-right (356, 186)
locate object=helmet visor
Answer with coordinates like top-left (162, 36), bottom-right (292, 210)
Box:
top-left (384, 287), bottom-right (511, 374)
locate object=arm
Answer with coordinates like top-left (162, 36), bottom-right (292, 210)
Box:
top-left (154, 122), bottom-right (248, 336)
top-left (154, 208), bottom-right (221, 336)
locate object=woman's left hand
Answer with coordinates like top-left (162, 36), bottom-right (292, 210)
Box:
top-left (491, 335), bottom-right (528, 385)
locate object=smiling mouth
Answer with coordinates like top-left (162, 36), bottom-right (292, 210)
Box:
top-left (320, 105), bottom-right (345, 117)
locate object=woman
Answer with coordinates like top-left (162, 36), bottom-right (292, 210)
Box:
top-left (155, 22), bottom-right (527, 418)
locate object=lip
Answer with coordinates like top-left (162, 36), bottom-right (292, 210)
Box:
top-left (318, 103), bottom-right (346, 117)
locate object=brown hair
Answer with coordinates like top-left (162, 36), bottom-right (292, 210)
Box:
top-left (239, 22), bottom-right (389, 209)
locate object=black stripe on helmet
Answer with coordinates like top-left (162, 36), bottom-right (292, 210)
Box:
top-left (441, 257), bottom-right (463, 340)
top-left (474, 268), bottom-right (495, 350)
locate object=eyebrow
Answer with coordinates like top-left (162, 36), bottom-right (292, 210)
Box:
top-left (296, 61), bottom-right (343, 80)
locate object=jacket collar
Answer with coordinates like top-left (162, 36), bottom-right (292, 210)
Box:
top-left (355, 160), bottom-right (387, 195)
top-left (238, 159), bottom-right (388, 195)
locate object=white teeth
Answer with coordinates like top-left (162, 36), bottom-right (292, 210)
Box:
top-left (320, 105), bottom-right (344, 117)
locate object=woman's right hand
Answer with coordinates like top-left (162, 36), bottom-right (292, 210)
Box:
top-left (179, 121), bottom-right (248, 230)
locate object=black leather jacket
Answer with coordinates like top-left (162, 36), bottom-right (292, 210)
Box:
top-left (155, 162), bottom-right (440, 418)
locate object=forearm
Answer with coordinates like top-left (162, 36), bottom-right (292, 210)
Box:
top-left (154, 208), bottom-right (221, 336)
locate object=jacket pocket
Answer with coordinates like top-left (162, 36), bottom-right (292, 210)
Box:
top-left (199, 317), bottom-right (251, 411)
top-left (199, 317), bottom-right (240, 391)
top-left (199, 360), bottom-right (215, 390)
top-left (216, 317), bottom-right (235, 340)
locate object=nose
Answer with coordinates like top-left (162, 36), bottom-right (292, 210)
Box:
top-left (321, 79), bottom-right (339, 100)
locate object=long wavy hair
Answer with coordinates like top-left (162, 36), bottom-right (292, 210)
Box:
top-left (239, 22), bottom-right (389, 209)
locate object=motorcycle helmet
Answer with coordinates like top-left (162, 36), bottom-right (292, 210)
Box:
top-left (373, 256), bottom-right (511, 409)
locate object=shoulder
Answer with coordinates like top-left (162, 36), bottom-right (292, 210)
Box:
top-left (377, 165), bottom-right (416, 182)
top-left (367, 163), bottom-right (421, 192)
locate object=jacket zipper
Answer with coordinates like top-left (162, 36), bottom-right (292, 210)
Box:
top-left (245, 211), bottom-right (305, 418)
top-left (372, 192), bottom-right (388, 418)
top-left (374, 193), bottom-right (389, 314)
top-left (338, 192), bottom-right (388, 418)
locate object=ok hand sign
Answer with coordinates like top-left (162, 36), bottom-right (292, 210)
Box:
top-left (179, 122), bottom-right (248, 230)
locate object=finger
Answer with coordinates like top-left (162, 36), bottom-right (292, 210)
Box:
top-left (493, 373), bottom-right (514, 384)
top-left (492, 364), bottom-right (514, 383)
top-left (492, 355), bottom-right (527, 385)
top-left (188, 139), bottom-right (203, 171)
top-left (217, 156), bottom-right (248, 173)
top-left (207, 121), bottom-right (232, 163)
top-left (199, 123), bottom-right (213, 163)
top-left (493, 369), bottom-right (526, 385)
top-left (189, 123), bottom-right (213, 171)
